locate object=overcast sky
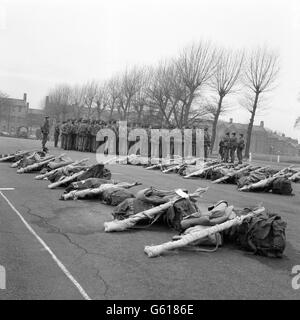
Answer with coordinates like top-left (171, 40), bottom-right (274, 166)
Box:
top-left (0, 0), bottom-right (300, 139)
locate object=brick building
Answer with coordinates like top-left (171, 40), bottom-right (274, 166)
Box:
top-left (0, 93), bottom-right (29, 135)
top-left (0, 93), bottom-right (45, 137)
top-left (212, 118), bottom-right (299, 157)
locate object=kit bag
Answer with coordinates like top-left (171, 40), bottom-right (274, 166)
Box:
top-left (271, 177), bottom-right (293, 195)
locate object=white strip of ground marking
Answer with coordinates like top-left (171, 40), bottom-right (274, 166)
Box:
top-left (0, 191), bottom-right (92, 300)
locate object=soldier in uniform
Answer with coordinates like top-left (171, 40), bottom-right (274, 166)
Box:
top-left (78, 119), bottom-right (88, 152)
top-left (54, 120), bottom-right (60, 148)
top-left (70, 120), bottom-right (77, 150)
top-left (60, 121), bottom-right (67, 149)
top-left (66, 119), bottom-right (73, 150)
top-left (229, 132), bottom-right (238, 163)
top-left (92, 120), bottom-right (101, 153)
top-left (84, 119), bottom-right (92, 152)
top-left (41, 116), bottom-right (50, 152)
top-left (218, 136), bottom-right (225, 161)
top-left (89, 120), bottom-right (96, 153)
top-left (74, 119), bottom-right (81, 151)
top-left (222, 132), bottom-right (230, 162)
top-left (192, 125), bottom-right (196, 157)
top-left (203, 127), bottom-right (211, 161)
top-left (237, 133), bottom-right (245, 164)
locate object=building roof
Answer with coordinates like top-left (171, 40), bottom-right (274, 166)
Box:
top-left (28, 108), bottom-right (44, 115)
top-left (0, 97), bottom-right (27, 107)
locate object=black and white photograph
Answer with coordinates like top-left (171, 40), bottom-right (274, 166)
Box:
top-left (0, 0), bottom-right (300, 305)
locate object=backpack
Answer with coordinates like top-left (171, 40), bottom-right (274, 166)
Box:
top-left (271, 177), bottom-right (293, 195)
top-left (101, 188), bottom-right (135, 206)
top-left (162, 198), bottom-right (199, 231)
top-left (231, 211), bottom-right (287, 258)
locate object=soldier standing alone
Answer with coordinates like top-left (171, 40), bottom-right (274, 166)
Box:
top-left (41, 116), bottom-right (50, 152)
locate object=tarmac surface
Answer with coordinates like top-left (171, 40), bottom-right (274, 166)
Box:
top-left (0, 136), bottom-right (300, 300)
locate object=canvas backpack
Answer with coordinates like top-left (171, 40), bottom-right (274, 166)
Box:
top-left (271, 177), bottom-right (293, 195)
top-left (233, 211), bottom-right (287, 258)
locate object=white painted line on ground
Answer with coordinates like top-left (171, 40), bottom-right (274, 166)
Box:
top-left (0, 191), bottom-right (92, 300)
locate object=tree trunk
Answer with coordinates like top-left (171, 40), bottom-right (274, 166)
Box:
top-left (183, 93), bottom-right (194, 126)
top-left (245, 92), bottom-right (259, 158)
top-left (210, 95), bottom-right (223, 152)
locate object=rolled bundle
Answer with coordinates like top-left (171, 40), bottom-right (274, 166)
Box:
top-left (144, 207), bottom-right (265, 257)
top-left (0, 150), bottom-right (34, 162)
top-left (12, 151), bottom-right (44, 168)
top-left (104, 187), bottom-right (208, 232)
top-left (35, 158), bottom-right (89, 180)
top-left (48, 170), bottom-right (86, 189)
top-left (61, 181), bottom-right (140, 200)
top-left (212, 165), bottom-right (252, 184)
top-left (289, 170), bottom-right (300, 182)
top-left (238, 176), bottom-right (276, 192)
top-left (183, 163), bottom-right (224, 179)
top-left (17, 155), bottom-right (57, 173)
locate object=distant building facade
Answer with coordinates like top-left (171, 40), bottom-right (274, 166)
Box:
top-left (205, 118), bottom-right (299, 157)
top-left (0, 93), bottom-right (29, 135)
top-left (0, 93), bottom-right (44, 137)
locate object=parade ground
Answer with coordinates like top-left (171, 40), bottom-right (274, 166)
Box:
top-left (0, 136), bottom-right (300, 300)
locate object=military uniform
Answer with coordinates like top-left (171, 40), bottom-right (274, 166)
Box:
top-left (74, 120), bottom-right (81, 151)
top-left (222, 133), bottom-right (230, 162)
top-left (66, 121), bottom-right (73, 150)
top-left (54, 123), bottom-right (60, 148)
top-left (60, 122), bottom-right (68, 150)
top-left (69, 121), bottom-right (76, 150)
top-left (41, 117), bottom-right (50, 151)
top-left (204, 129), bottom-right (211, 161)
top-left (229, 133), bottom-right (238, 163)
top-left (77, 120), bottom-right (88, 152)
top-left (237, 135), bottom-right (245, 164)
top-left (90, 121), bottom-right (99, 153)
top-left (84, 121), bottom-right (92, 152)
top-left (219, 137), bottom-right (225, 160)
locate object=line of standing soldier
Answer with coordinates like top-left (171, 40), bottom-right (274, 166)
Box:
top-left (57, 119), bottom-right (104, 153)
top-left (219, 132), bottom-right (245, 164)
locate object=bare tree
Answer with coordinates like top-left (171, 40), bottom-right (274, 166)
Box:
top-left (94, 83), bottom-right (109, 120)
top-left (44, 84), bottom-right (72, 121)
top-left (174, 41), bottom-right (218, 127)
top-left (132, 70), bottom-right (150, 125)
top-left (242, 47), bottom-right (280, 158)
top-left (146, 62), bottom-right (175, 126)
top-left (117, 67), bottom-right (144, 120)
top-left (209, 49), bottom-right (244, 150)
top-left (70, 85), bottom-right (85, 119)
top-left (82, 80), bottom-right (98, 118)
top-left (106, 76), bottom-right (121, 120)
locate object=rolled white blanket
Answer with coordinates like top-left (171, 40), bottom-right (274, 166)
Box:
top-left (144, 207), bottom-right (265, 257)
top-left (104, 187), bottom-right (208, 232)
